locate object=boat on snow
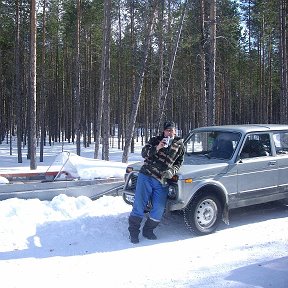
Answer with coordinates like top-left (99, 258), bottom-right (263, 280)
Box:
top-left (0, 152), bottom-right (125, 201)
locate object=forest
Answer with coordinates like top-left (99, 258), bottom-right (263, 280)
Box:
top-left (0, 0), bottom-right (287, 166)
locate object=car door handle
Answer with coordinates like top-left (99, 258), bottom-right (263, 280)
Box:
top-left (268, 161), bottom-right (277, 166)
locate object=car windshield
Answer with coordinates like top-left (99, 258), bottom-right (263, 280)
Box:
top-left (185, 131), bottom-right (242, 160)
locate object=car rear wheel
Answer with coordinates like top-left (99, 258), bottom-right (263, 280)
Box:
top-left (184, 192), bottom-right (222, 236)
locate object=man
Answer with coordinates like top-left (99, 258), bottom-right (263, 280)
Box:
top-left (128, 121), bottom-right (185, 244)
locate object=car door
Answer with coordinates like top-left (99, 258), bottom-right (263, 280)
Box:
top-left (236, 133), bottom-right (278, 205)
top-left (272, 131), bottom-right (288, 194)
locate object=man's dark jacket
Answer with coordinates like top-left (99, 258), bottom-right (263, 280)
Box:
top-left (139, 135), bottom-right (185, 181)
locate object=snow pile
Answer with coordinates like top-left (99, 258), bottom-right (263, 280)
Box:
top-left (0, 193), bottom-right (287, 288)
top-left (0, 194), bottom-right (128, 252)
top-left (0, 176), bottom-right (9, 184)
top-left (49, 152), bottom-right (128, 180)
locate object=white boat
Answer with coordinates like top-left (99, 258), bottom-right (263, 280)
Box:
top-left (0, 152), bottom-right (125, 201)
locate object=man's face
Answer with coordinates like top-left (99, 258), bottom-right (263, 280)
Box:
top-left (164, 128), bottom-right (176, 138)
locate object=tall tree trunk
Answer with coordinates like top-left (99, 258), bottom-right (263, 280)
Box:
top-left (15, 0), bottom-right (22, 163)
top-left (122, 1), bottom-right (158, 163)
top-left (117, 0), bottom-right (123, 150)
top-left (94, 0), bottom-right (112, 159)
top-left (102, 0), bottom-right (112, 160)
top-left (40, 0), bottom-right (47, 162)
top-left (199, 0), bottom-right (208, 127)
top-left (129, 0), bottom-right (136, 154)
top-left (267, 34), bottom-right (273, 122)
top-left (248, 0), bottom-right (254, 123)
top-left (279, 0), bottom-right (287, 122)
top-left (84, 30), bottom-right (92, 148)
top-left (155, 0), bottom-right (187, 133)
top-left (29, 0), bottom-right (37, 169)
top-left (207, 0), bottom-right (217, 126)
top-left (75, 0), bottom-right (81, 155)
top-left (156, 0), bottom-right (164, 130)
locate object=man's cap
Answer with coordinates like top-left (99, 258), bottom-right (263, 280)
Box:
top-left (163, 121), bottom-right (176, 130)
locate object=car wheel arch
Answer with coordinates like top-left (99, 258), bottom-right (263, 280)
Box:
top-left (186, 182), bottom-right (228, 210)
top-left (183, 184), bottom-right (229, 235)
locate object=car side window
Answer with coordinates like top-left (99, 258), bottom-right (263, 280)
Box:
top-left (240, 133), bottom-right (271, 158)
top-left (273, 131), bottom-right (288, 154)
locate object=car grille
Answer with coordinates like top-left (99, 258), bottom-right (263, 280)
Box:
top-left (125, 171), bottom-right (138, 191)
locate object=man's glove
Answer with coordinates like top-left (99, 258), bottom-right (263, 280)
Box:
top-left (162, 170), bottom-right (173, 179)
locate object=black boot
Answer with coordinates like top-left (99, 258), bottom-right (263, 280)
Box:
top-left (142, 218), bottom-right (159, 240)
top-left (128, 215), bottom-right (142, 244)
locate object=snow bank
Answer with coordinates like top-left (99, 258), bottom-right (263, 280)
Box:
top-left (49, 152), bottom-right (128, 180)
top-left (0, 176), bottom-right (9, 184)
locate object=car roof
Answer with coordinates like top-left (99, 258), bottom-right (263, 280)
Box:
top-left (192, 124), bottom-right (288, 134)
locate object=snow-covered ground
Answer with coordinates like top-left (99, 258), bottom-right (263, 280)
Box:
top-left (0, 138), bottom-right (287, 288)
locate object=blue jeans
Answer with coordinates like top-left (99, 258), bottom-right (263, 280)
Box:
top-left (130, 172), bottom-right (168, 221)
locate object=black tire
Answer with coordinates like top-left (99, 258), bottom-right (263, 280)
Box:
top-left (184, 192), bottom-right (223, 236)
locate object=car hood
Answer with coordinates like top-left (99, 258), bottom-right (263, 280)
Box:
top-left (177, 156), bottom-right (230, 180)
top-left (126, 157), bottom-right (230, 180)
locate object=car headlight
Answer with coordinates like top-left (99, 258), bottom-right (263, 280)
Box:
top-left (126, 166), bottom-right (134, 173)
top-left (167, 184), bottom-right (178, 199)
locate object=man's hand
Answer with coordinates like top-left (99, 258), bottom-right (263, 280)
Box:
top-left (156, 139), bottom-right (166, 151)
top-left (162, 170), bottom-right (173, 179)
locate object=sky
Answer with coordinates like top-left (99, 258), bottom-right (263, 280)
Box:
top-left (0, 138), bottom-right (288, 288)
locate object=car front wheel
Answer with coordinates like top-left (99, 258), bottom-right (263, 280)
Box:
top-left (184, 192), bottom-right (222, 236)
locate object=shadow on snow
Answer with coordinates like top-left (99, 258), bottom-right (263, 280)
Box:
top-left (0, 200), bottom-right (287, 260)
